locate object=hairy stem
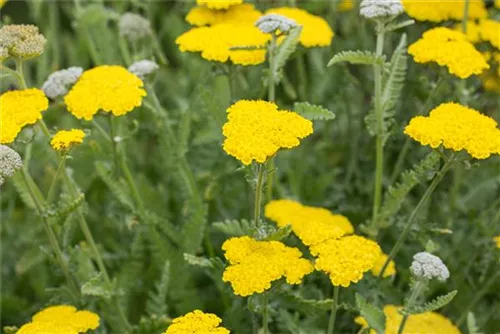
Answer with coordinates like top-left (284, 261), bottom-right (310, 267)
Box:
top-left (398, 280), bottom-right (425, 334)
top-left (327, 286), bottom-right (340, 334)
top-left (262, 293), bottom-right (269, 334)
top-left (254, 164), bottom-right (265, 228)
top-left (266, 34), bottom-right (278, 202)
top-left (47, 155), bottom-right (66, 204)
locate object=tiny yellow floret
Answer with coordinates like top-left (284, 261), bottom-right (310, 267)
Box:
top-left (408, 27), bottom-right (489, 79)
top-left (310, 235), bottom-right (381, 287)
top-left (17, 305), bottom-right (100, 334)
top-left (355, 305), bottom-right (461, 334)
top-left (265, 199), bottom-right (352, 246)
top-left (186, 4), bottom-right (261, 27)
top-left (50, 129), bottom-right (85, 151)
top-left (404, 102), bottom-right (500, 159)
top-left (222, 236), bottom-right (314, 296)
top-left (64, 65), bottom-right (146, 120)
top-left (0, 88), bottom-right (48, 144)
top-left (266, 7), bottom-right (334, 47)
top-left (403, 0), bottom-right (487, 22)
top-left (197, 0), bottom-right (242, 10)
top-left (164, 310), bottom-right (230, 334)
top-left (371, 253), bottom-right (396, 278)
top-left (222, 100), bottom-right (313, 165)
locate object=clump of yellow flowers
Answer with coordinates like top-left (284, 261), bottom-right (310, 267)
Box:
top-left (408, 27), bottom-right (489, 79)
top-left (265, 199), bottom-right (353, 246)
top-left (197, 0), bottom-right (242, 10)
top-left (222, 236), bottom-right (313, 296)
top-left (310, 235), bottom-right (382, 287)
top-left (17, 305), bottom-right (100, 334)
top-left (0, 88), bottom-right (48, 144)
top-left (355, 305), bottom-right (461, 334)
top-left (64, 65), bottom-right (146, 120)
top-left (164, 310), bottom-right (229, 334)
top-left (50, 129), bottom-right (86, 152)
top-left (186, 3), bottom-right (261, 27)
top-left (371, 253), bottom-right (396, 278)
top-left (222, 100), bottom-right (313, 165)
top-left (404, 102), bottom-right (500, 159)
top-left (403, 0), bottom-right (487, 22)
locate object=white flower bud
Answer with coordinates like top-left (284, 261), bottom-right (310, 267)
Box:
top-left (42, 67), bottom-right (83, 99)
top-left (410, 252), bottom-right (450, 281)
top-left (0, 24), bottom-right (46, 59)
top-left (0, 145), bottom-right (23, 186)
top-left (255, 14), bottom-right (298, 34)
top-left (128, 59), bottom-right (159, 80)
top-left (360, 0), bottom-right (404, 19)
top-left (118, 13), bottom-right (152, 43)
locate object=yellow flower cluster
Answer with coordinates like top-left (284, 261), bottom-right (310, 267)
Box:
top-left (371, 253), bottom-right (396, 278)
top-left (355, 305), bottom-right (461, 334)
top-left (64, 65), bottom-right (146, 120)
top-left (222, 236), bottom-right (314, 296)
top-left (186, 3), bottom-right (261, 27)
top-left (164, 310), bottom-right (229, 334)
top-left (0, 89), bottom-right (48, 144)
top-left (404, 102), bottom-right (500, 159)
top-left (479, 19), bottom-right (500, 50)
top-left (50, 129), bottom-right (85, 151)
top-left (494, 236), bottom-right (500, 249)
top-left (310, 235), bottom-right (381, 287)
top-left (403, 0), bottom-right (487, 22)
top-left (266, 7), bottom-right (334, 47)
top-left (222, 100), bottom-right (313, 164)
top-left (264, 199), bottom-right (353, 246)
top-left (338, 0), bottom-right (355, 12)
top-left (408, 27), bottom-right (489, 79)
top-left (176, 24), bottom-right (270, 65)
top-left (17, 305), bottom-right (100, 334)
top-left (197, 0), bottom-right (242, 10)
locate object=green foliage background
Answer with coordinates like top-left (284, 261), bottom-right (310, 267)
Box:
top-left (1, 1), bottom-right (499, 333)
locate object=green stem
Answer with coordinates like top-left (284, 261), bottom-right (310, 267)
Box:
top-left (108, 116), bottom-right (120, 175)
top-left (47, 155), bottom-right (66, 204)
top-left (265, 34), bottom-right (278, 202)
top-left (370, 21), bottom-right (385, 233)
top-left (262, 293), bottom-right (269, 334)
top-left (379, 154), bottom-right (456, 277)
top-left (254, 164), bottom-right (265, 228)
top-left (119, 148), bottom-right (146, 218)
top-left (296, 51), bottom-right (307, 101)
top-left (398, 280), bottom-right (425, 334)
top-left (461, 0), bottom-right (470, 33)
top-left (91, 119), bottom-right (112, 142)
top-left (327, 286), bottom-right (340, 334)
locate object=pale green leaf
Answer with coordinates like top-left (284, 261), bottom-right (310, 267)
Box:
top-left (294, 102), bottom-right (336, 121)
top-left (328, 50), bottom-right (385, 67)
top-left (403, 290), bottom-right (457, 315)
top-left (355, 293), bottom-right (385, 334)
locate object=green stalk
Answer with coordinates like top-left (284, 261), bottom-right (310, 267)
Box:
top-left (370, 21), bottom-right (386, 232)
top-left (379, 153), bottom-right (456, 277)
top-left (262, 293), bottom-right (269, 334)
top-left (254, 164), bottom-right (265, 228)
top-left (118, 147), bottom-right (146, 218)
top-left (47, 155), bottom-right (66, 204)
top-left (327, 286), bottom-right (340, 334)
top-left (397, 280), bottom-right (425, 334)
top-left (15, 58), bottom-right (28, 89)
top-left (266, 34), bottom-right (278, 202)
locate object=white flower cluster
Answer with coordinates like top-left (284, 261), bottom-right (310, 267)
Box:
top-left (128, 60), bottom-right (159, 80)
top-left (255, 14), bottom-right (298, 34)
top-left (0, 145), bottom-right (23, 186)
top-left (410, 252), bottom-right (450, 281)
top-left (360, 0), bottom-right (404, 19)
top-left (42, 67), bottom-right (83, 99)
top-left (118, 13), bottom-right (152, 43)
top-left (0, 24), bottom-right (46, 59)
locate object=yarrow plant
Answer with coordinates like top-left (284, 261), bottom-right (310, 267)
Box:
top-left (0, 145), bottom-right (22, 186)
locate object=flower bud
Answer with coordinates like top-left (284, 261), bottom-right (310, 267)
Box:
top-left (410, 252), bottom-right (450, 281)
top-left (42, 67), bottom-right (83, 99)
top-left (0, 24), bottom-right (46, 59)
top-left (255, 14), bottom-right (298, 34)
top-left (0, 145), bottom-right (22, 186)
top-left (128, 59), bottom-right (159, 80)
top-left (118, 13), bottom-right (152, 43)
top-left (360, 0), bottom-right (404, 19)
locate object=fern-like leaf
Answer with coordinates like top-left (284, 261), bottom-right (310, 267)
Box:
top-left (264, 225), bottom-right (292, 241)
top-left (183, 254), bottom-right (221, 269)
top-left (467, 313), bottom-right (483, 334)
top-left (279, 290), bottom-right (333, 314)
top-left (146, 261), bottom-right (170, 317)
top-left (42, 193), bottom-right (85, 219)
top-left (328, 50), bottom-right (386, 67)
top-left (95, 161), bottom-right (135, 211)
top-left (11, 172), bottom-right (38, 210)
top-left (403, 290), bottom-right (457, 315)
top-left (274, 26), bottom-right (302, 76)
top-left (293, 102), bottom-right (336, 121)
top-left (381, 34), bottom-right (408, 117)
top-left (355, 293), bottom-right (385, 334)
top-left (212, 219), bottom-right (252, 237)
top-left (81, 273), bottom-right (115, 299)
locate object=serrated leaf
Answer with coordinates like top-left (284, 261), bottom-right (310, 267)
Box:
top-left (403, 290), bottom-right (457, 315)
top-left (328, 50), bottom-right (385, 67)
top-left (212, 219), bottom-right (252, 237)
top-left (355, 293), bottom-right (385, 334)
top-left (146, 261), bottom-right (170, 317)
top-left (81, 273), bottom-right (115, 299)
top-left (294, 102), bottom-right (336, 121)
top-left (274, 26), bottom-right (302, 75)
top-left (95, 161), bottom-right (135, 211)
top-left (467, 312), bottom-right (483, 334)
top-left (183, 254), bottom-right (220, 269)
top-left (279, 290), bottom-right (333, 314)
top-left (264, 224), bottom-right (292, 241)
top-left (381, 34), bottom-right (407, 116)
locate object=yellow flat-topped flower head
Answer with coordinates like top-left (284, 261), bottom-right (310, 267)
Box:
top-left (222, 100), bottom-right (313, 165)
top-left (164, 310), bottom-right (229, 334)
top-left (494, 236), bottom-right (500, 249)
top-left (371, 252), bottom-right (396, 278)
top-left (222, 236), bottom-right (313, 296)
top-left (310, 235), bottom-right (381, 287)
top-left (266, 7), bottom-right (334, 47)
top-left (338, 0), bottom-right (355, 12)
top-left (408, 27), bottom-right (489, 79)
top-left (265, 199), bottom-right (352, 246)
top-left (17, 305), bottom-right (100, 334)
top-left (186, 3), bottom-right (261, 27)
top-left (0, 88), bottom-right (48, 144)
top-left (176, 23), bottom-right (269, 65)
top-left (403, 0), bottom-right (487, 22)
top-left (404, 102), bottom-right (500, 159)
top-left (355, 305), bottom-right (461, 334)
top-left (64, 65), bottom-right (146, 120)
top-left (479, 19), bottom-right (500, 50)
top-left (50, 129), bottom-right (85, 152)
top-left (197, 0), bottom-right (242, 10)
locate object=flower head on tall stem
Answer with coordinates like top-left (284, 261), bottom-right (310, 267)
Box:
top-left (164, 310), bottom-right (229, 334)
top-left (0, 24), bottom-right (46, 59)
top-left (410, 252), bottom-right (450, 282)
top-left (360, 0), bottom-right (404, 20)
top-left (0, 145), bottom-right (22, 186)
top-left (42, 67), bottom-right (83, 99)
